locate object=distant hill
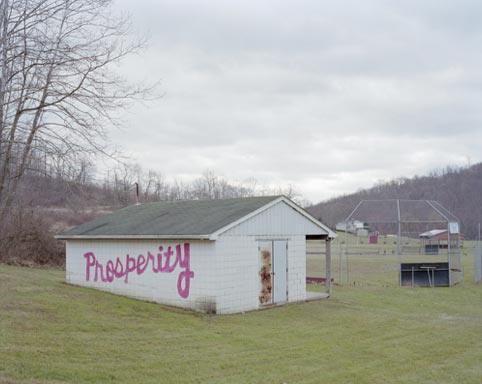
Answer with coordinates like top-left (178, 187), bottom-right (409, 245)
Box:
top-left (307, 163), bottom-right (482, 239)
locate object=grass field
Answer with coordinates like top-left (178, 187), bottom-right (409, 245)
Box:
top-left (1, 250), bottom-right (482, 383)
top-left (307, 233), bottom-right (472, 287)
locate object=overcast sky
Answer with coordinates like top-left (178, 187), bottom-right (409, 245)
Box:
top-left (110, 0), bottom-right (482, 203)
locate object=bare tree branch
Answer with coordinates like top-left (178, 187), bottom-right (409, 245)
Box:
top-left (0, 0), bottom-right (154, 217)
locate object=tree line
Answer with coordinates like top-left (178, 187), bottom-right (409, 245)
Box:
top-left (14, 156), bottom-right (302, 209)
top-left (307, 163), bottom-right (482, 239)
top-left (0, 154), bottom-right (302, 266)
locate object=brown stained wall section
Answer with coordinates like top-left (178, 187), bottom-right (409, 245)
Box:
top-left (259, 249), bottom-right (272, 304)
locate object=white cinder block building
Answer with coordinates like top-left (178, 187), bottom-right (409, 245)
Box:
top-left (57, 196), bottom-right (335, 314)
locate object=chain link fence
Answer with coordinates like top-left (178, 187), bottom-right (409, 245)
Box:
top-left (307, 200), bottom-right (464, 287)
top-left (475, 244), bottom-right (482, 283)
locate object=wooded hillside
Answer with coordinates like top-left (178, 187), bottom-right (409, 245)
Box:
top-left (307, 163), bottom-right (482, 239)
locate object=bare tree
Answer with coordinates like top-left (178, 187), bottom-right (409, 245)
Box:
top-left (112, 163), bottom-right (135, 205)
top-left (0, 0), bottom-right (151, 218)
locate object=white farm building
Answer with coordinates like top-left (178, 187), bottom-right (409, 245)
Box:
top-left (56, 196), bottom-right (336, 315)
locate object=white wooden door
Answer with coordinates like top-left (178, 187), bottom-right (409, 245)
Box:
top-left (273, 240), bottom-right (287, 303)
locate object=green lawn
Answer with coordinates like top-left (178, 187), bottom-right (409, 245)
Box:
top-left (1, 257), bottom-right (482, 383)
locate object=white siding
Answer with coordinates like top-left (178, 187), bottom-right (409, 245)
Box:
top-left (66, 239), bottom-right (218, 312)
top-left (287, 235), bottom-right (307, 302)
top-left (221, 201), bottom-right (325, 237)
top-left (64, 201), bottom-right (321, 314)
top-left (214, 235), bottom-right (307, 315)
top-left (214, 236), bottom-right (259, 314)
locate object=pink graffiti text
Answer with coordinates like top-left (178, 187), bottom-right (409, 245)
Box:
top-left (83, 243), bottom-right (194, 298)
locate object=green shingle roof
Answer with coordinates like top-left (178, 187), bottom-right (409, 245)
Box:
top-left (57, 196), bottom-right (282, 239)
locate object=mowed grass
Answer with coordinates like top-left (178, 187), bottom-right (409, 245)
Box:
top-left (1, 254), bottom-right (482, 383)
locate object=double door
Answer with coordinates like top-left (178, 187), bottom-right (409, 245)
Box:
top-left (259, 240), bottom-right (287, 305)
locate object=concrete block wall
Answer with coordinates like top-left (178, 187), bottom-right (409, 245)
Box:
top-left (287, 235), bottom-right (307, 302)
top-left (66, 235), bottom-right (308, 315)
top-left (215, 235), bottom-right (307, 314)
top-left (214, 236), bottom-right (260, 314)
top-left (66, 239), bottom-right (217, 312)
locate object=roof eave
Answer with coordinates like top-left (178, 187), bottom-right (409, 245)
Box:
top-left (54, 234), bottom-right (213, 240)
top-left (280, 197), bottom-right (337, 239)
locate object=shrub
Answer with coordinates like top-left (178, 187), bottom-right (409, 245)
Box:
top-left (0, 208), bottom-right (65, 267)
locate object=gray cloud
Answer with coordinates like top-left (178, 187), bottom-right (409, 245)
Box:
top-left (110, 0), bottom-right (482, 202)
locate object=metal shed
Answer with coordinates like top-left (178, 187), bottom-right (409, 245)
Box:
top-left (56, 196), bottom-right (336, 314)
